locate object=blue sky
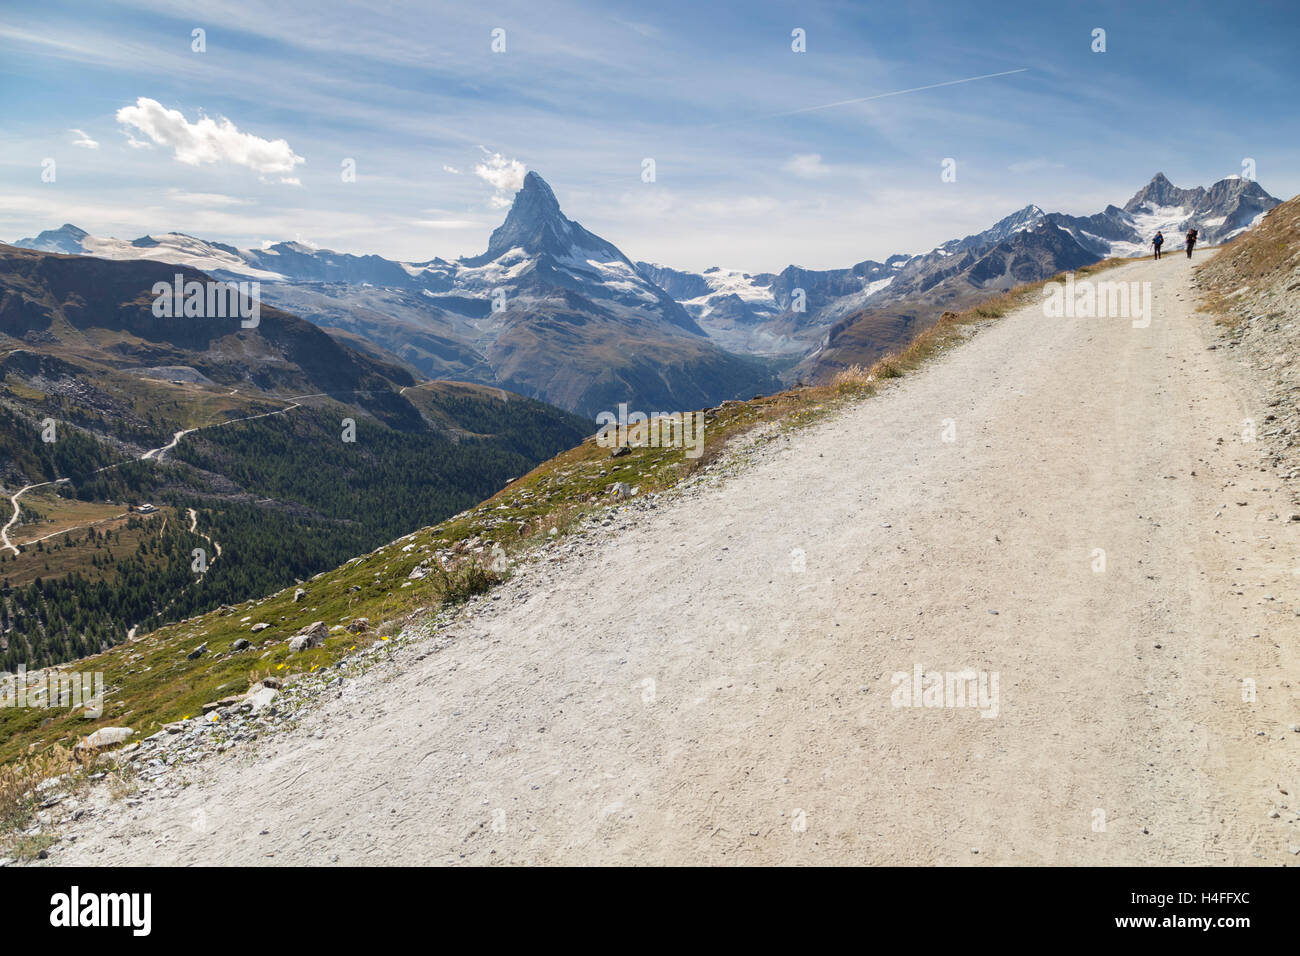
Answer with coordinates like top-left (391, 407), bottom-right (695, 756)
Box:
top-left (1, 0), bottom-right (1296, 271)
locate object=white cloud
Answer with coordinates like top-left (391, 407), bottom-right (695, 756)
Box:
top-left (114, 97), bottom-right (305, 182)
top-left (442, 164), bottom-right (461, 175)
top-left (784, 153), bottom-right (830, 178)
top-left (474, 148), bottom-right (526, 208)
top-left (69, 128), bottom-right (99, 149)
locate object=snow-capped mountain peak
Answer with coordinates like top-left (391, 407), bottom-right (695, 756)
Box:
top-left (937, 203), bottom-right (1047, 255)
top-left (15, 223), bottom-right (90, 255)
top-left (463, 171), bottom-right (623, 267)
top-left (1122, 172), bottom-right (1184, 212)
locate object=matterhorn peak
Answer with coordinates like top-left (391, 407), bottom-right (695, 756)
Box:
top-left (464, 171), bottom-right (623, 266)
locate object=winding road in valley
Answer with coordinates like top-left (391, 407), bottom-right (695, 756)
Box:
top-left (3, 377), bottom-right (498, 553)
top-left (0, 479), bottom-right (69, 556)
top-left (1, 399), bottom-right (306, 555)
top-left (46, 253), bottom-right (1300, 864)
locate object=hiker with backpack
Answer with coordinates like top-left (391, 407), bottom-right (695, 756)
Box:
top-left (1185, 227), bottom-right (1198, 258)
top-left (1152, 231), bottom-right (1164, 259)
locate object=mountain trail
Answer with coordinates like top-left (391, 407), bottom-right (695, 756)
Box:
top-left (47, 252), bottom-right (1299, 865)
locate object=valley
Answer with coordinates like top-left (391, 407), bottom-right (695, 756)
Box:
top-left (0, 246), bottom-right (591, 670)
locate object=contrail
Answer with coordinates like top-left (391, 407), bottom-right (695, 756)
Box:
top-left (706, 67), bottom-right (1030, 128)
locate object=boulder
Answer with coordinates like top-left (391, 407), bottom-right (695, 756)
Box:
top-left (186, 643), bottom-right (208, 661)
top-left (250, 622), bottom-right (270, 633)
top-left (288, 623), bottom-right (325, 653)
top-left (231, 638), bottom-right (251, 652)
top-left (293, 588), bottom-right (306, 603)
top-left (245, 685), bottom-right (279, 714)
top-left (346, 618), bottom-right (370, 634)
top-left (76, 727), bottom-right (134, 756)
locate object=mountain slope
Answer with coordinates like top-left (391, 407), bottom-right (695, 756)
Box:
top-left (0, 244), bottom-right (590, 668)
top-left (11, 172), bottom-right (1277, 408)
top-left (445, 173), bottom-right (778, 413)
top-left (800, 222), bottom-right (1101, 380)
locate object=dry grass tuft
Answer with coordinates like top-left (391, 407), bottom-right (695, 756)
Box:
top-left (0, 744), bottom-right (76, 836)
top-left (829, 364), bottom-right (875, 391)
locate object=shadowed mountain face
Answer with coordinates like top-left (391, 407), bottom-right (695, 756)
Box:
top-left (795, 221), bottom-right (1104, 381)
top-left (0, 247), bottom-right (413, 404)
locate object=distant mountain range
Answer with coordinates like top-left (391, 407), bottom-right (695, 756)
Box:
top-left (13, 171), bottom-right (1279, 403)
top-left (16, 173), bottom-right (780, 417)
top-left (636, 173), bottom-right (1278, 367)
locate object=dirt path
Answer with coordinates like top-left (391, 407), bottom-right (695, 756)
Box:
top-left (140, 428), bottom-right (195, 461)
top-left (139, 401), bottom-right (302, 462)
top-left (1, 479), bottom-right (69, 556)
top-left (53, 252), bottom-right (1299, 865)
top-left (186, 507), bottom-right (220, 560)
